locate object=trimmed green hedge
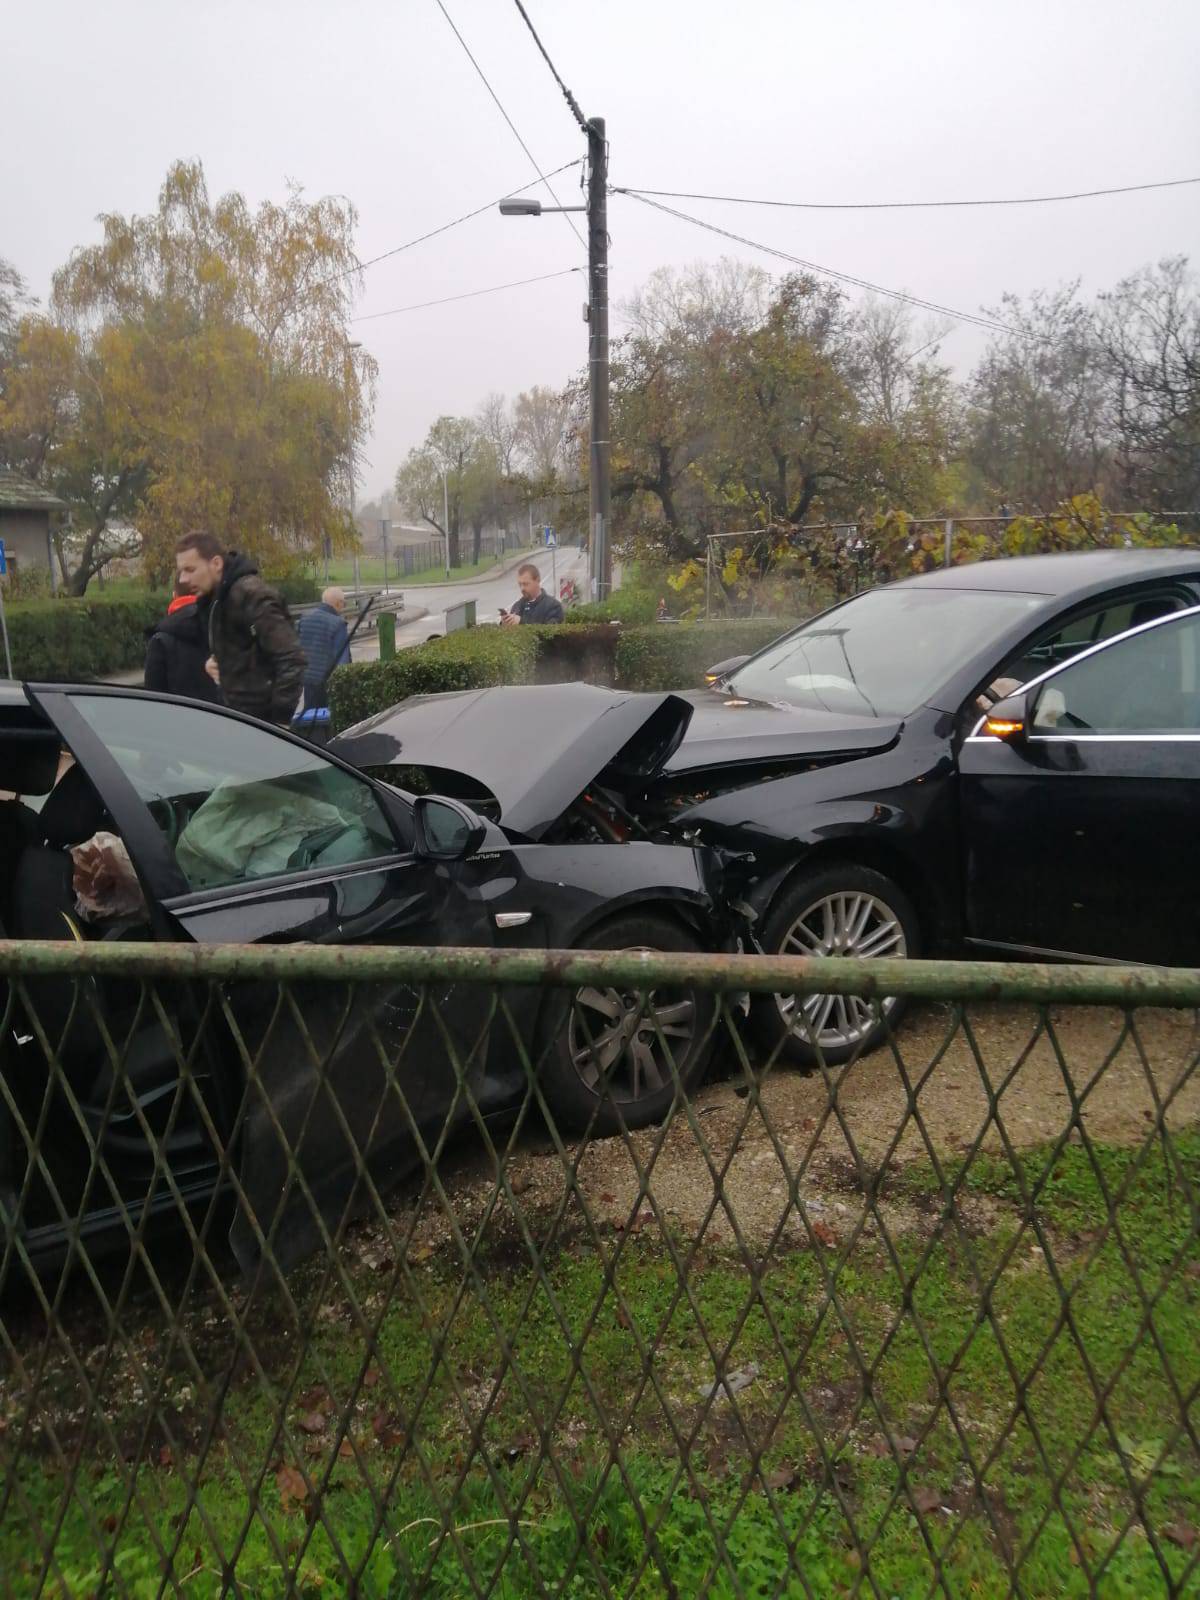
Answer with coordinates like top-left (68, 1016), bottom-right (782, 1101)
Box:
top-left (329, 616), bottom-right (800, 730)
top-left (5, 594), bottom-right (169, 680)
top-left (614, 617), bottom-right (797, 692)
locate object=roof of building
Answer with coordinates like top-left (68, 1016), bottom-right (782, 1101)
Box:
top-left (0, 471), bottom-right (68, 513)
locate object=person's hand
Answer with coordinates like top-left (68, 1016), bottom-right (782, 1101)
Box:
top-left (500, 611), bottom-right (519, 627)
top-left (205, 656), bottom-right (221, 684)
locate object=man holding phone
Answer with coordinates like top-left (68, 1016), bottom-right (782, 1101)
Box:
top-left (500, 563), bottom-right (564, 626)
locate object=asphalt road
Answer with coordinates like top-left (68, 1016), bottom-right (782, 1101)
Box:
top-left (354, 543), bottom-right (589, 658)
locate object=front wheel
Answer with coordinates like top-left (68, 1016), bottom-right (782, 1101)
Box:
top-left (538, 914), bottom-right (717, 1136)
top-left (749, 863), bottom-right (919, 1067)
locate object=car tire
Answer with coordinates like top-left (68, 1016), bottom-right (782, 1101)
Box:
top-left (538, 914), bottom-right (718, 1136)
top-left (749, 863), bottom-right (919, 1067)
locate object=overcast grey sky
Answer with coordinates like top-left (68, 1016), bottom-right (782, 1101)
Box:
top-left (3, 0), bottom-right (1198, 498)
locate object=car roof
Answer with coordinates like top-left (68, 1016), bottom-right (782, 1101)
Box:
top-left (892, 548), bottom-right (1200, 597)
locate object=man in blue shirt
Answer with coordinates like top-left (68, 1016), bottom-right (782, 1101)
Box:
top-left (297, 587), bottom-right (352, 710)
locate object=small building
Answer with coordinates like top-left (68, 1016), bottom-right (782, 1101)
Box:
top-left (0, 471), bottom-right (67, 586)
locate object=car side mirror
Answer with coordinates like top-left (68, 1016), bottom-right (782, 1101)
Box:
top-left (981, 691), bottom-right (1029, 743)
top-left (413, 795), bottom-right (487, 861)
top-left (705, 654), bottom-right (750, 687)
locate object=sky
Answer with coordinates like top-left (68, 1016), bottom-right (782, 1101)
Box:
top-left (3, 0), bottom-right (1198, 500)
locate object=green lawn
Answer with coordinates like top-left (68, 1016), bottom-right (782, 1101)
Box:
top-left (326, 549), bottom-right (540, 590)
top-left (4, 1132), bottom-right (1197, 1597)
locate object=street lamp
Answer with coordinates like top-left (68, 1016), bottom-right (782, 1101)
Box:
top-left (498, 114), bottom-right (610, 602)
top-left (345, 340), bottom-right (364, 595)
top-left (441, 468), bottom-right (451, 579)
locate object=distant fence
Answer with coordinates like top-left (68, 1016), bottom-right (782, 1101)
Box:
top-left (1, 941), bottom-right (1198, 1597)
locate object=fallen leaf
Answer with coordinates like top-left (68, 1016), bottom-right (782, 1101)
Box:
top-left (296, 1411), bottom-right (328, 1436)
top-left (912, 1485), bottom-right (944, 1515)
top-left (600, 1193), bottom-right (616, 1205)
top-left (157, 1445), bottom-right (173, 1469)
top-left (297, 1386), bottom-right (331, 1415)
top-left (1164, 1521), bottom-right (1196, 1551)
top-left (372, 1410), bottom-right (406, 1449)
top-left (811, 1220), bottom-right (838, 1249)
top-left (276, 1464), bottom-right (308, 1511)
top-left (103, 1514), bottom-right (119, 1534)
top-left (304, 1438), bottom-right (324, 1459)
top-left (407, 1244), bottom-right (434, 1266)
top-left (894, 1435), bottom-right (918, 1457)
top-left (764, 1466), bottom-right (796, 1492)
top-left (338, 1439), bottom-right (355, 1460)
top-left (616, 1305), bottom-right (633, 1331)
top-left (864, 1435), bottom-right (891, 1458)
top-left (363, 1366), bottom-right (382, 1389)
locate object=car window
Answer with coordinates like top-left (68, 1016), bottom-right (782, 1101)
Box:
top-left (1003, 590), bottom-right (1185, 685)
top-left (69, 696), bottom-right (407, 892)
top-left (1030, 611), bottom-right (1200, 734)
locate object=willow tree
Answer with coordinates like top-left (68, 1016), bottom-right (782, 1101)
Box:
top-left (29, 160), bottom-right (375, 591)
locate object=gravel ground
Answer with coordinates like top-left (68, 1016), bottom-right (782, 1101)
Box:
top-left (394, 998), bottom-right (1200, 1258)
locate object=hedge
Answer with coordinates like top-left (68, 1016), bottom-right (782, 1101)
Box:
top-left (2, 573), bottom-right (318, 682)
top-left (613, 617), bottom-right (800, 692)
top-left (329, 616), bottom-right (801, 730)
top-left (4, 595), bottom-right (169, 680)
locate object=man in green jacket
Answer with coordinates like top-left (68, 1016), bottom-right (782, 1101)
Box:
top-left (175, 531), bottom-right (306, 727)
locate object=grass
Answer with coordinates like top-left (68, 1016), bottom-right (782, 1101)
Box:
top-left (3, 1131), bottom-right (1198, 1597)
top-left (325, 555), bottom-right (506, 589)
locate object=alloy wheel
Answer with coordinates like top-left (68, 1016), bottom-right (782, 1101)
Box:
top-left (568, 955), bottom-right (698, 1104)
top-left (775, 890), bottom-right (907, 1051)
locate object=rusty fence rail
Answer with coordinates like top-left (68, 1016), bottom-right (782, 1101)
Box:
top-left (1, 941), bottom-right (1198, 1598)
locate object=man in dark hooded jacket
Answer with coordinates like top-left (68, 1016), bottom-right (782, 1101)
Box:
top-left (143, 588), bottom-right (222, 702)
top-left (175, 531), bottom-right (306, 726)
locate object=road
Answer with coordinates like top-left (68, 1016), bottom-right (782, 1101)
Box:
top-left (351, 544), bottom-right (589, 659)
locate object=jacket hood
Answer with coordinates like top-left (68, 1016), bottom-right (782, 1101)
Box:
top-left (147, 602), bottom-right (207, 643)
top-left (220, 551), bottom-right (260, 590)
top-left (330, 683), bottom-right (693, 841)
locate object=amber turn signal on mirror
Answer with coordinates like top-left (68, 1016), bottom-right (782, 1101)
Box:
top-left (984, 715), bottom-right (1024, 739)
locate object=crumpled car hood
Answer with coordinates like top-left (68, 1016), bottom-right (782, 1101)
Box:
top-left (330, 683), bottom-right (694, 840)
top-left (663, 690), bottom-right (902, 774)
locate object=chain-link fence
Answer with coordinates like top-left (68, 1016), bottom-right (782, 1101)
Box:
top-left (2, 941), bottom-right (1198, 1598)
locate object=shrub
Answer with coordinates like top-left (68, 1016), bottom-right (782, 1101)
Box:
top-left (329, 616), bottom-right (806, 730)
top-left (330, 625), bottom-right (542, 729)
top-left (5, 594), bottom-right (169, 680)
top-left (614, 618), bottom-right (800, 692)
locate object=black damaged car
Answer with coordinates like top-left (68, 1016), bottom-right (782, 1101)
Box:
top-left (332, 550), bottom-right (1200, 1066)
top-left (1, 681), bottom-right (730, 1275)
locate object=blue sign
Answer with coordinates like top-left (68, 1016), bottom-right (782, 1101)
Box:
top-left (0, 539), bottom-right (6, 576)
top-left (543, 525), bottom-right (556, 548)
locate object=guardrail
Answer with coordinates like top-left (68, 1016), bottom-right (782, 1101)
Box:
top-left (1, 942), bottom-right (1197, 1597)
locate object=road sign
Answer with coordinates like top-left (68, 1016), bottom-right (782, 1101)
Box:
top-left (544, 526), bottom-right (556, 548)
top-left (0, 539), bottom-right (7, 575)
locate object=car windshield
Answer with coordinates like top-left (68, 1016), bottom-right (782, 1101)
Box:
top-left (729, 587), bottom-right (1045, 717)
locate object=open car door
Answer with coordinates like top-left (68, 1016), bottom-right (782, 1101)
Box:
top-left (30, 686), bottom-right (497, 1273)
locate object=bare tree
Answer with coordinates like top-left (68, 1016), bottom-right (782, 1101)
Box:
top-left (620, 258), bottom-right (772, 344)
top-left (1096, 257), bottom-right (1200, 512)
top-left (476, 391), bottom-right (518, 477)
top-left (513, 386), bottom-right (569, 481)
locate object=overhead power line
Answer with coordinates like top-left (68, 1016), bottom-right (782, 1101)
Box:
top-left (348, 160), bottom-right (581, 279)
top-left (351, 266), bottom-right (582, 323)
top-left (613, 175), bottom-right (1200, 212)
top-left (510, 0), bottom-right (589, 130)
top-left (618, 190), bottom-right (1029, 340)
top-left (434, 0), bottom-right (586, 251)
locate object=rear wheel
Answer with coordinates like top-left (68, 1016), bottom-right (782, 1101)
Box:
top-left (750, 863), bottom-right (919, 1067)
top-left (538, 914), bottom-right (716, 1135)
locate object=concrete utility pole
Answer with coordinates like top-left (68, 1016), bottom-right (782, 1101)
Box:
top-left (498, 115), bottom-right (611, 601)
top-left (586, 117), bottom-right (611, 602)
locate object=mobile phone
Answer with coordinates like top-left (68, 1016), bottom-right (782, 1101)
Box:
top-left (499, 607), bottom-right (509, 617)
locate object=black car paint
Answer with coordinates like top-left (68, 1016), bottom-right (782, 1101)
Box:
top-left (332, 552), bottom-right (1200, 968)
top-left (2, 682), bottom-right (726, 1277)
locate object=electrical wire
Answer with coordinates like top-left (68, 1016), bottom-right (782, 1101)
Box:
top-left (346, 161), bottom-right (581, 279)
top-left (619, 190), bottom-right (1029, 339)
top-left (351, 266), bottom-right (582, 323)
top-left (434, 0), bottom-right (586, 251)
top-left (614, 176), bottom-right (1200, 211)
top-left (510, 0), bottom-right (589, 130)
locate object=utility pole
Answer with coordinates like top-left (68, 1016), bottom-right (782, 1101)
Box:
top-left (442, 469), bottom-right (451, 577)
top-left (498, 117), bottom-right (611, 601)
top-left (586, 117), bottom-right (611, 602)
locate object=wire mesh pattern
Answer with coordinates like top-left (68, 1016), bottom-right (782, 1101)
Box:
top-left (1, 942), bottom-right (1198, 1598)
